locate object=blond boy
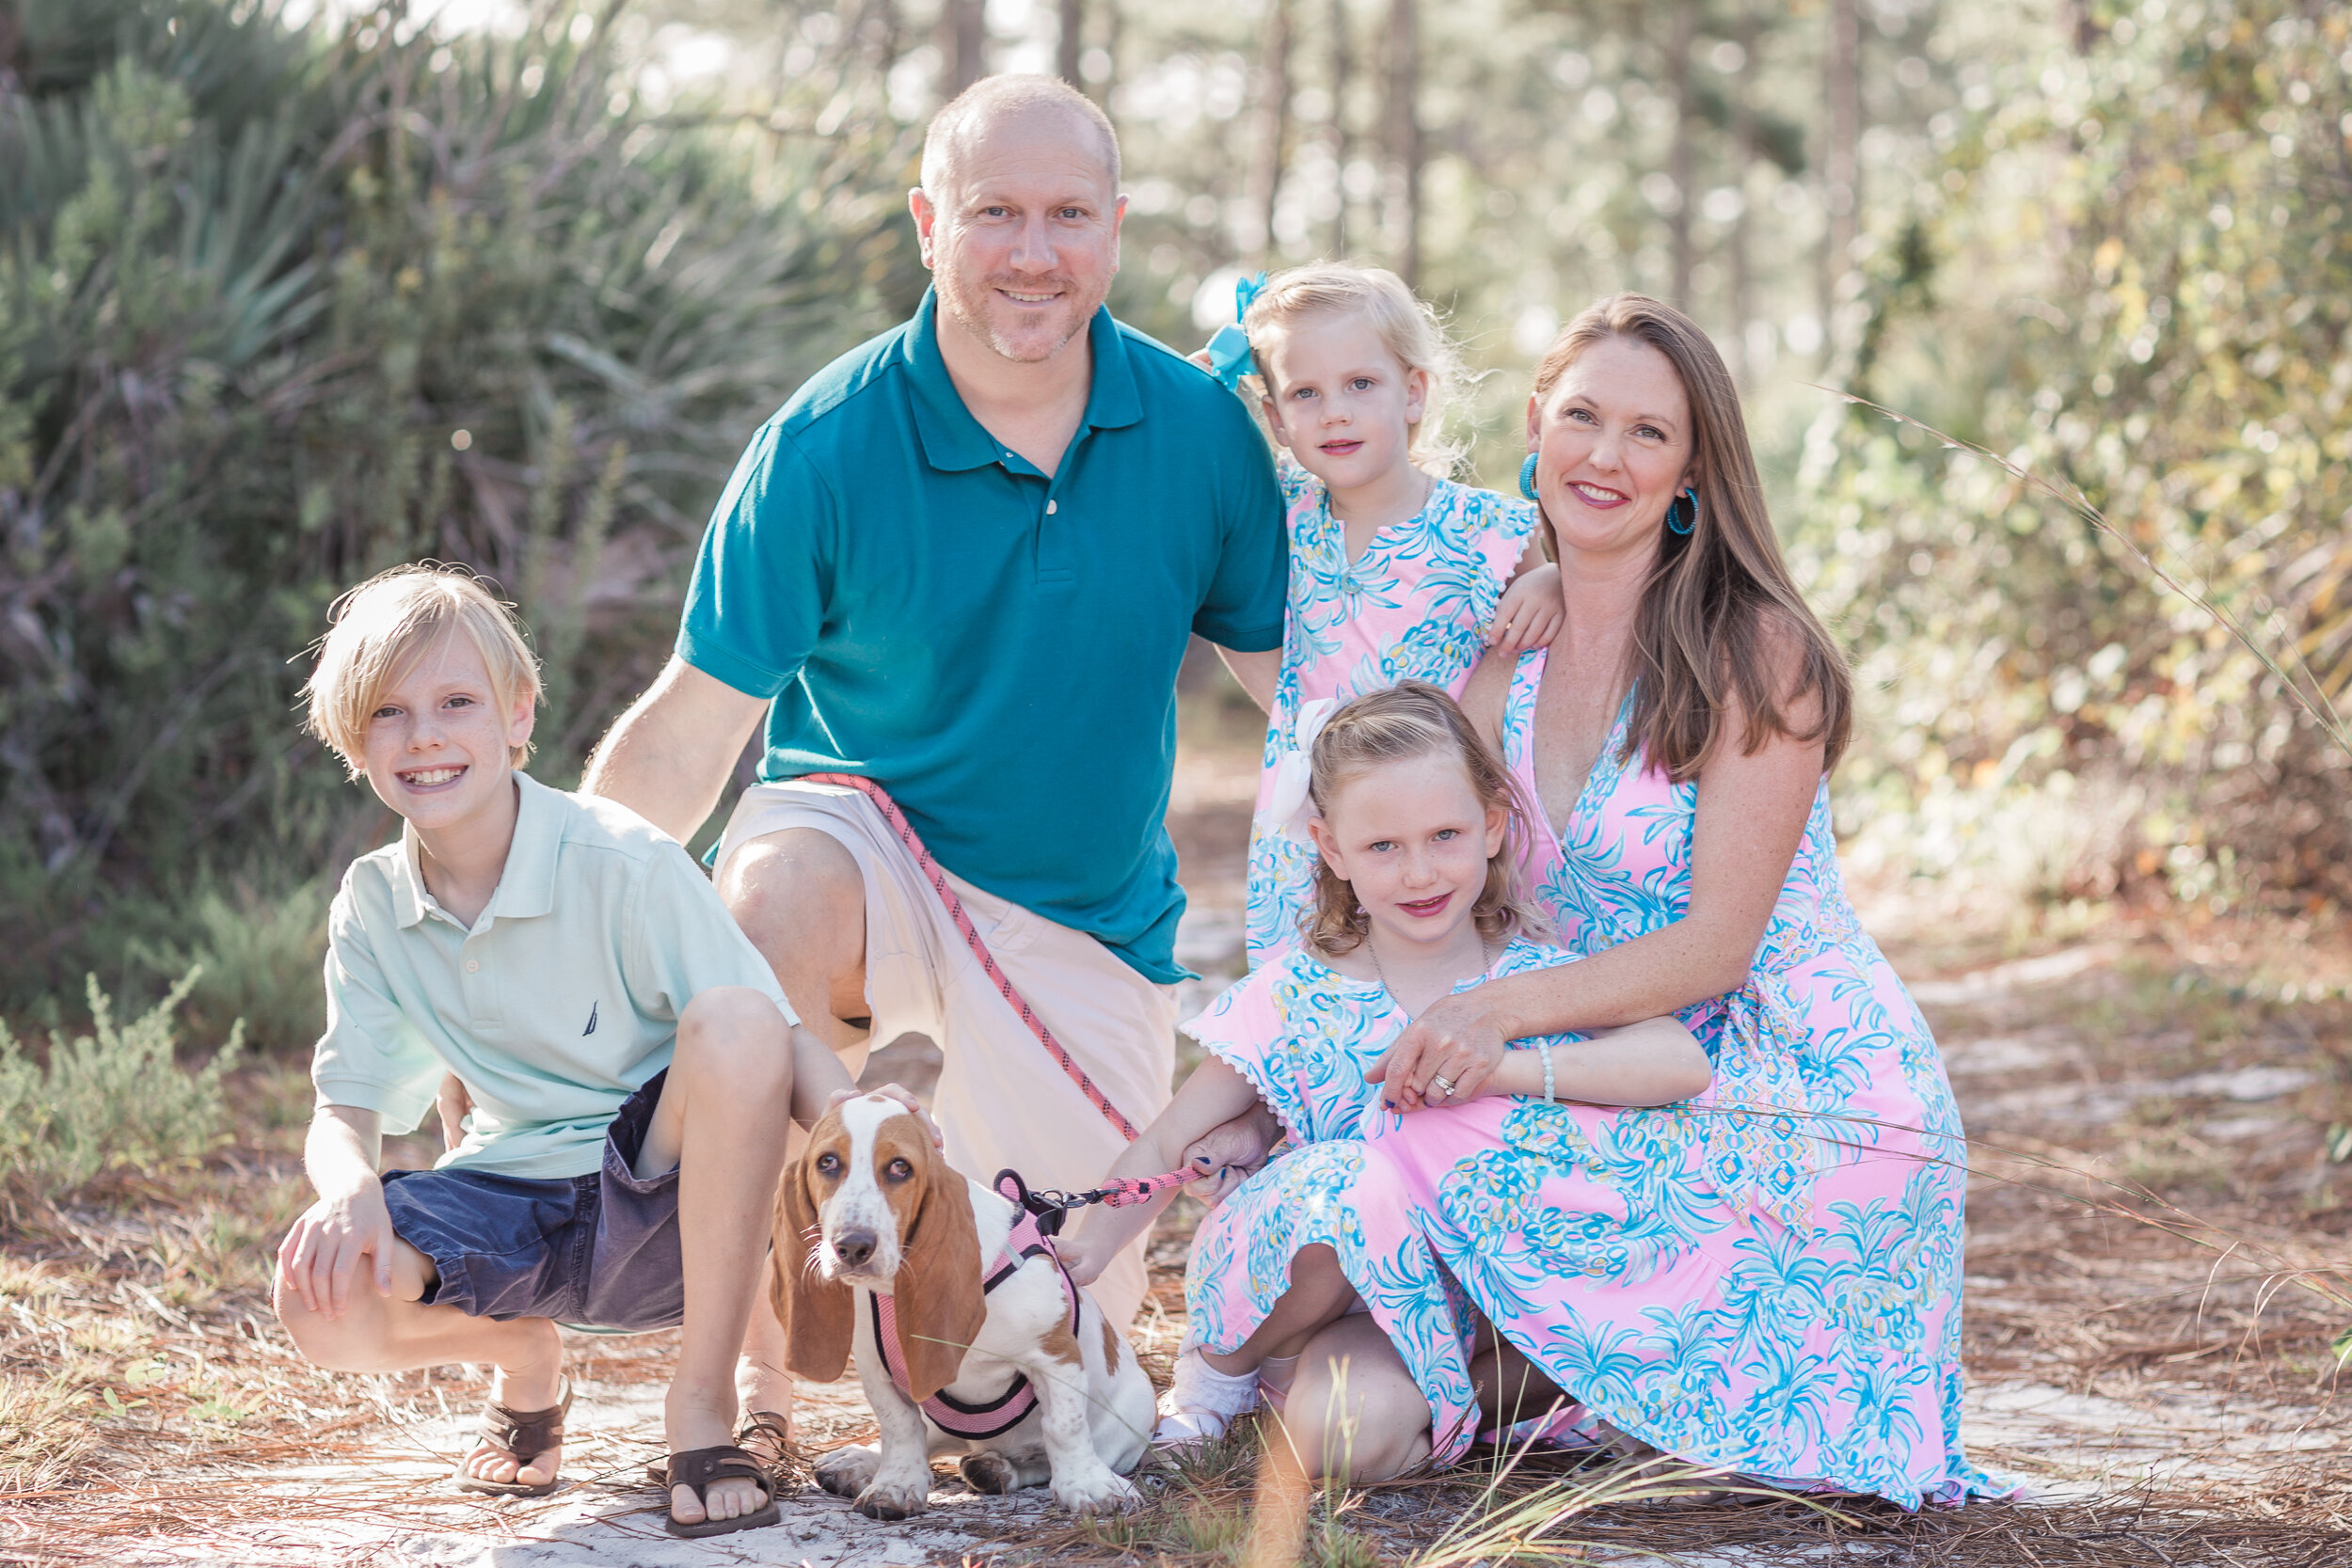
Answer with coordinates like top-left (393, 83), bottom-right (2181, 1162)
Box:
top-left (274, 564), bottom-right (893, 1538)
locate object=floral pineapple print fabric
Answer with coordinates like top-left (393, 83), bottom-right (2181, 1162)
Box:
top-left (1243, 459), bottom-right (1535, 964)
top-left (1182, 647), bottom-right (1997, 1505)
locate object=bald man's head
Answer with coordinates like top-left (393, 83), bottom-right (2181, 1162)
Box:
top-left (910, 73), bottom-right (1127, 370)
top-left (919, 74), bottom-right (1120, 208)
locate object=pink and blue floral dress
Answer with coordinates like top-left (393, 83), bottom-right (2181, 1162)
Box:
top-left (1243, 459), bottom-right (1536, 964)
top-left (1183, 647), bottom-right (1995, 1506)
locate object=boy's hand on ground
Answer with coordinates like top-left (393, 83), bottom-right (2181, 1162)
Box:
top-left (435, 1073), bottom-right (473, 1152)
top-left (828, 1083), bottom-right (942, 1148)
top-left (1486, 563), bottom-right (1565, 652)
top-left (277, 1181), bottom-right (395, 1319)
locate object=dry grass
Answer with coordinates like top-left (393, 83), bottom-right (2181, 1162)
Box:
top-left (8, 756), bottom-right (2352, 1560)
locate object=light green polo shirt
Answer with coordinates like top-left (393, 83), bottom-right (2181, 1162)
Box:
top-left (311, 772), bottom-right (793, 1179)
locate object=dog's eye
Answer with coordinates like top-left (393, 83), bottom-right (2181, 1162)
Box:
top-left (815, 1151), bottom-right (841, 1175)
top-left (885, 1158), bottom-right (913, 1181)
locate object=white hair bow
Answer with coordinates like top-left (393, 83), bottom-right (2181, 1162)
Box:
top-left (1257, 697), bottom-right (1338, 843)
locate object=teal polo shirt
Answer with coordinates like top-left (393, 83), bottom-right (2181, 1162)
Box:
top-left (678, 291), bottom-right (1287, 983)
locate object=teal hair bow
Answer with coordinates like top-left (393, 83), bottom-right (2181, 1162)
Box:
top-left (1204, 271), bottom-right (1268, 390)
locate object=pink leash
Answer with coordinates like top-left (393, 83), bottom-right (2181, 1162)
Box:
top-left (802, 772), bottom-right (1199, 1201)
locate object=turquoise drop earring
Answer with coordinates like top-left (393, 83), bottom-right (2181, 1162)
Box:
top-left (1518, 453), bottom-right (1542, 501)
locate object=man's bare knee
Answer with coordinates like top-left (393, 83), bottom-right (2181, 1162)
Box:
top-left (723, 832), bottom-right (865, 970)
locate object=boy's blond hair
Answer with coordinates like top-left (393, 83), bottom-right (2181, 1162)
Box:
top-left (302, 564), bottom-right (542, 775)
top-left (1242, 262), bottom-right (1470, 476)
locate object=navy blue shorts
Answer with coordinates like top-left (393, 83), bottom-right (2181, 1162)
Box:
top-left (381, 1071), bottom-right (682, 1332)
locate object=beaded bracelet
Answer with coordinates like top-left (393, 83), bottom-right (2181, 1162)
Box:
top-left (1541, 1041), bottom-right (1556, 1103)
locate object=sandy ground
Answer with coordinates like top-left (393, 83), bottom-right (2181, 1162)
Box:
top-left (77, 917), bottom-right (2352, 1566)
top-left (15, 721), bottom-right (2351, 1562)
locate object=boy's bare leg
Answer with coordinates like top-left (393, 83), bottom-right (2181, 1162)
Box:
top-left (635, 987), bottom-right (797, 1528)
top-left (274, 1249), bottom-right (568, 1487)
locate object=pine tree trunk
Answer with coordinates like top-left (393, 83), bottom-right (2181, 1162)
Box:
top-left (1248, 0), bottom-right (1296, 267)
top-left (1384, 0), bottom-right (1422, 286)
top-left (858, 0), bottom-right (902, 71)
top-left (1058, 0), bottom-right (1085, 86)
top-left (1824, 0), bottom-right (1860, 344)
top-left (1731, 0), bottom-right (1758, 383)
top-left (1668, 1), bottom-right (1696, 309)
top-left (942, 0), bottom-right (987, 100)
top-left (1328, 0), bottom-right (1351, 257)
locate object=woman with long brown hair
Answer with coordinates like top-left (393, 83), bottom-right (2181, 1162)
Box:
top-left (1342, 294), bottom-right (1994, 1501)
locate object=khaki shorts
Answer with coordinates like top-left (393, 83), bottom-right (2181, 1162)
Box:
top-left (714, 780), bottom-right (1177, 1330)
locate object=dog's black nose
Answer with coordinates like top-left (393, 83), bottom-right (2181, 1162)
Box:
top-left (834, 1230), bottom-right (877, 1268)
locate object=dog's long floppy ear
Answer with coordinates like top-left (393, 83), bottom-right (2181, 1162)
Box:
top-left (890, 1128), bottom-right (986, 1402)
top-left (772, 1139), bottom-right (854, 1384)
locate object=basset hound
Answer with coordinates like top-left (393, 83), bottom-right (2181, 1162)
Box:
top-left (772, 1093), bottom-right (1154, 1519)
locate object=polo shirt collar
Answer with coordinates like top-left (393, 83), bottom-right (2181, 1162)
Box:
top-left (389, 773), bottom-right (562, 929)
top-left (905, 288), bottom-right (1143, 474)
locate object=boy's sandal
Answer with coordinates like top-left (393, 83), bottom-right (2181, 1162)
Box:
top-left (660, 1445), bottom-right (781, 1539)
top-left (453, 1378), bottom-right (572, 1497)
top-left (644, 1410), bottom-right (794, 1489)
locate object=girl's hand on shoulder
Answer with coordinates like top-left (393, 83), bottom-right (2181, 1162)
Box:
top-left (1368, 992), bottom-right (1509, 1111)
top-left (1486, 563), bottom-right (1565, 652)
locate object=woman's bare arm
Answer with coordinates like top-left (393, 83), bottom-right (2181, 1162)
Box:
top-left (1375, 636), bottom-right (1823, 1108)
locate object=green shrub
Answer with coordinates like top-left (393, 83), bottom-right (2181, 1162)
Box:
top-left (1800, 0), bottom-right (2352, 910)
top-left (0, 0), bottom-right (923, 1016)
top-left (0, 969), bottom-right (244, 1201)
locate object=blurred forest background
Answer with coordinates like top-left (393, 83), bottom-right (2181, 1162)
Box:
top-left (2, 0), bottom-right (2348, 1052)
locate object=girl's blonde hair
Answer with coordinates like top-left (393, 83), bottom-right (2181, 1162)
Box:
top-left (1243, 262), bottom-right (1470, 476)
top-left (1304, 681), bottom-right (1548, 958)
top-left (302, 563), bottom-right (542, 775)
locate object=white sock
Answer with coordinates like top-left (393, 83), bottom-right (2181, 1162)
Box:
top-left (1166, 1346), bottom-right (1261, 1416)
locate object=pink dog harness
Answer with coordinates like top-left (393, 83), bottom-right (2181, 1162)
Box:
top-left (868, 1169), bottom-right (1078, 1438)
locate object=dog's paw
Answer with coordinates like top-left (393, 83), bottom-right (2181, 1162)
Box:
top-left (1053, 1468), bottom-right (1142, 1517)
top-left (813, 1445), bottom-right (879, 1500)
top-left (958, 1451), bottom-right (1022, 1495)
top-left (853, 1474), bottom-right (932, 1520)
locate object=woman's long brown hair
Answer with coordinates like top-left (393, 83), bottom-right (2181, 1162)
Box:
top-left (1533, 294), bottom-right (1852, 782)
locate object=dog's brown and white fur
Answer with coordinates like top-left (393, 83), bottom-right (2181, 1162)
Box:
top-left (772, 1094), bottom-right (1153, 1519)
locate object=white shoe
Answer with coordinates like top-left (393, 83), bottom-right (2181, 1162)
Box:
top-left (1150, 1348), bottom-right (1260, 1453)
top-left (1150, 1405), bottom-right (1236, 1450)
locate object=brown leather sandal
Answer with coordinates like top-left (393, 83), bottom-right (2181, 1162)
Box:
top-left (660, 1445), bottom-right (780, 1538)
top-left (644, 1410), bottom-right (793, 1489)
top-left (453, 1378), bottom-right (571, 1497)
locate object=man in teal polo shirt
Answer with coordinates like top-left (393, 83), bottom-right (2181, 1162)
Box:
top-left (583, 75), bottom-right (1286, 1343)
